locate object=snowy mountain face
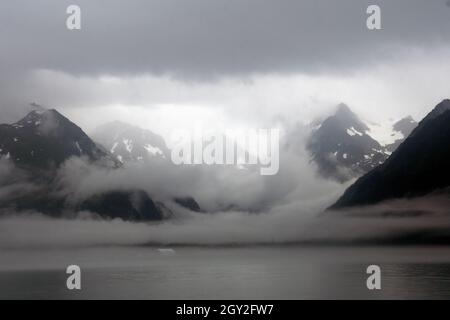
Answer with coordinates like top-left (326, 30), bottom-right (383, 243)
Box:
top-left (92, 121), bottom-right (170, 164)
top-left (0, 109), bottom-right (117, 169)
top-left (307, 104), bottom-right (416, 183)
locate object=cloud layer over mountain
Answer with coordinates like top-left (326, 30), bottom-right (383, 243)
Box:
top-left (2, 0), bottom-right (450, 78)
top-left (1, 0), bottom-right (450, 132)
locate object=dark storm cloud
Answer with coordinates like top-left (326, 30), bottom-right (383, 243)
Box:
top-left (1, 0), bottom-right (450, 79)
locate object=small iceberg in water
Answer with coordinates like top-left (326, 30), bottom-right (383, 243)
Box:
top-left (157, 248), bottom-right (176, 255)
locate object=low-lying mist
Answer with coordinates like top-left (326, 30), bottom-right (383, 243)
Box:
top-left (2, 194), bottom-right (450, 250)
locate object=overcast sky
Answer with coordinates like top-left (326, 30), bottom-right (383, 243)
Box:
top-left (1, 0), bottom-right (450, 135)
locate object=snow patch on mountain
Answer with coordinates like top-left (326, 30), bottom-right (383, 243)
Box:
top-left (123, 139), bottom-right (133, 153)
top-left (110, 142), bottom-right (118, 154)
top-left (75, 141), bottom-right (82, 154)
top-left (144, 144), bottom-right (164, 157)
top-left (346, 127), bottom-right (363, 137)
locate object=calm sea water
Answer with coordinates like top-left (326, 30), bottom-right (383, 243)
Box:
top-left (1, 246), bottom-right (450, 299)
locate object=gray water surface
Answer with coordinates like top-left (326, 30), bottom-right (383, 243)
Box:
top-left (1, 246), bottom-right (450, 299)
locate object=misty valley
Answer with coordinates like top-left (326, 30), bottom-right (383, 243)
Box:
top-left (1, 99), bottom-right (450, 299)
top-left (2, 0), bottom-right (450, 301)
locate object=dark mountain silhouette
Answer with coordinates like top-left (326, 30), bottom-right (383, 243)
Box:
top-left (0, 109), bottom-right (117, 169)
top-left (80, 190), bottom-right (163, 221)
top-left (330, 99), bottom-right (450, 209)
top-left (175, 197), bottom-right (202, 212)
top-left (8, 186), bottom-right (164, 221)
